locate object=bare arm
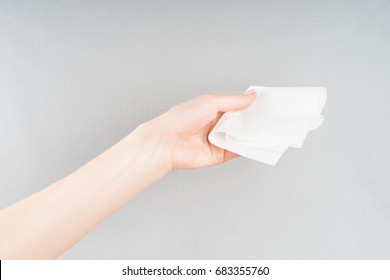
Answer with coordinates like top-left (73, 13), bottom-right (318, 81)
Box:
top-left (0, 92), bottom-right (256, 259)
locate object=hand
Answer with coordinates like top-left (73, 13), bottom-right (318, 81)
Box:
top-left (0, 90), bottom-right (256, 259)
top-left (145, 91), bottom-right (257, 170)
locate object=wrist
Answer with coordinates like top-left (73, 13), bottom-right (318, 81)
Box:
top-left (130, 117), bottom-right (174, 175)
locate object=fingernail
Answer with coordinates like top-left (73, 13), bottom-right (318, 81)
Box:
top-left (243, 89), bottom-right (257, 95)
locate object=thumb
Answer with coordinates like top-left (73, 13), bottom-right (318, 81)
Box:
top-left (212, 90), bottom-right (257, 112)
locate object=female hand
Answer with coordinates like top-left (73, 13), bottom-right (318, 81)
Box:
top-left (0, 91), bottom-right (257, 260)
top-left (144, 91), bottom-right (257, 170)
top-left (0, 90), bottom-right (256, 259)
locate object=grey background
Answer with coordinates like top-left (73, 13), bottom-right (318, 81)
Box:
top-left (1, 0), bottom-right (390, 259)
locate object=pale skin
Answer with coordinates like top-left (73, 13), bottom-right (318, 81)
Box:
top-left (0, 91), bottom-right (257, 259)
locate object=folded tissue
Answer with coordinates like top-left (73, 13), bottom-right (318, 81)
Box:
top-left (208, 86), bottom-right (327, 165)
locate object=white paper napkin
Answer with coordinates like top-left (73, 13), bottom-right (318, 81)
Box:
top-left (208, 86), bottom-right (327, 165)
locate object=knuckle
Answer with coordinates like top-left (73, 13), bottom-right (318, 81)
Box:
top-left (200, 93), bottom-right (215, 102)
top-left (168, 104), bottom-right (181, 114)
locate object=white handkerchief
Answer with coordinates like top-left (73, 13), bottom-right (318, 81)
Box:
top-left (208, 86), bottom-right (327, 165)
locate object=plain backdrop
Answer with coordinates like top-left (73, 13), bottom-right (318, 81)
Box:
top-left (1, 0), bottom-right (390, 259)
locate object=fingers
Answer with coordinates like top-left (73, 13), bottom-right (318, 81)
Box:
top-left (224, 150), bottom-right (240, 162)
top-left (209, 91), bottom-right (257, 112)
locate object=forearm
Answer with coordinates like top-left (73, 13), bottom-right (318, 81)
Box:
top-left (0, 120), bottom-right (171, 259)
